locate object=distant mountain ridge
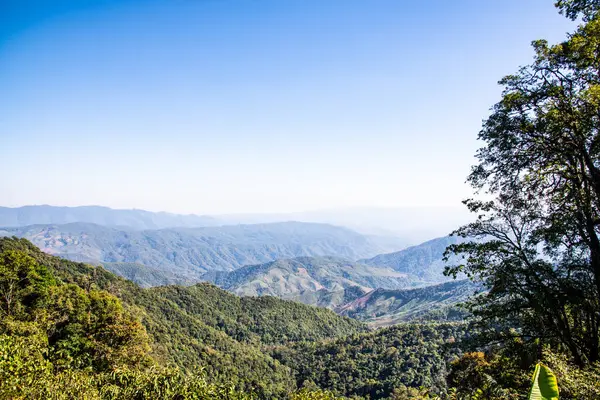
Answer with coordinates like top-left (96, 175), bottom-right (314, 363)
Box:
top-left (337, 279), bottom-right (479, 327)
top-left (0, 205), bottom-right (219, 230)
top-left (202, 237), bottom-right (469, 311)
top-left (0, 205), bottom-right (470, 246)
top-left (203, 256), bottom-right (410, 307)
top-left (0, 221), bottom-right (400, 284)
top-left (101, 262), bottom-right (193, 288)
top-left (359, 235), bottom-right (464, 285)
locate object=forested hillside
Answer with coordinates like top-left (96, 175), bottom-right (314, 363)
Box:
top-left (0, 237), bottom-right (364, 398)
top-left (201, 257), bottom-right (476, 320)
top-left (360, 236), bottom-right (462, 285)
top-left (272, 323), bottom-right (466, 399)
top-left (1, 236), bottom-right (482, 400)
top-left (337, 280), bottom-right (478, 327)
top-left (0, 222), bottom-right (400, 285)
top-left (102, 261), bottom-right (193, 287)
top-left (203, 256), bottom-right (409, 306)
top-left (286, 285), bottom-right (372, 310)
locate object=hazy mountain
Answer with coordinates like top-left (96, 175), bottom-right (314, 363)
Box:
top-left (217, 206), bottom-right (472, 245)
top-left (0, 205), bottom-right (470, 247)
top-left (101, 262), bottom-right (193, 288)
top-left (337, 279), bottom-right (478, 327)
top-left (203, 256), bottom-right (410, 306)
top-left (0, 205), bottom-right (220, 230)
top-left (359, 236), bottom-right (464, 285)
top-left (0, 222), bottom-right (400, 284)
top-left (286, 285), bottom-right (372, 309)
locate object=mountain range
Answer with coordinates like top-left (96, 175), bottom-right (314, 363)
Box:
top-left (0, 205), bottom-right (219, 230)
top-left (0, 205), bottom-right (472, 327)
top-left (0, 236), bottom-right (469, 398)
top-left (202, 254), bottom-right (473, 321)
top-left (202, 256), bottom-right (409, 307)
top-left (0, 221), bottom-right (404, 284)
top-left (0, 205), bottom-right (470, 245)
top-left (359, 235), bottom-right (463, 286)
top-left (0, 236), bottom-right (365, 398)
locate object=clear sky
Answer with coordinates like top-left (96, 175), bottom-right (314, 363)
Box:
top-left (0, 0), bottom-right (576, 214)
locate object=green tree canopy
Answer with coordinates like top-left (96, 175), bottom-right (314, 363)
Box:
top-left (446, 1), bottom-right (600, 366)
top-left (556, 0), bottom-right (600, 20)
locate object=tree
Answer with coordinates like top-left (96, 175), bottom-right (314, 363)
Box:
top-left (0, 249), bottom-right (55, 320)
top-left (556, 0), bottom-right (600, 20)
top-left (45, 284), bottom-right (152, 371)
top-left (445, 2), bottom-right (600, 366)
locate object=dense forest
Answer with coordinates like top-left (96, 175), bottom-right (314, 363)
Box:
top-left (0, 236), bottom-right (472, 399)
top-left (2, 233), bottom-right (598, 399)
top-left (271, 323), bottom-right (465, 399)
top-left (0, 237), bottom-right (366, 398)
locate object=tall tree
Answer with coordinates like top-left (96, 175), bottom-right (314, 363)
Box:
top-left (556, 0), bottom-right (600, 20)
top-left (445, 2), bottom-right (600, 365)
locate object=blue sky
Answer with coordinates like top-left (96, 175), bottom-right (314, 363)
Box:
top-left (0, 0), bottom-right (576, 214)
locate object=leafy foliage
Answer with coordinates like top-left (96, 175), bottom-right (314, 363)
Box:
top-left (444, 0), bottom-right (600, 367)
top-left (0, 335), bottom-right (253, 400)
top-left (528, 363), bottom-right (559, 400)
top-left (441, 1), bottom-right (600, 398)
top-left (542, 349), bottom-right (600, 398)
top-left (0, 236), bottom-right (366, 399)
top-left (271, 323), bottom-right (465, 399)
top-left (556, 0), bottom-right (600, 20)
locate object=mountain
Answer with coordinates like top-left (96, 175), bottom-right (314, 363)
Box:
top-left (0, 221), bottom-right (400, 285)
top-left (0, 236), bottom-right (365, 398)
top-left (359, 236), bottom-right (463, 285)
top-left (101, 262), bottom-right (194, 287)
top-left (0, 205), bottom-right (434, 248)
top-left (0, 205), bottom-right (220, 230)
top-left (203, 256), bottom-right (410, 307)
top-left (217, 206), bottom-right (472, 245)
top-left (337, 279), bottom-right (478, 327)
top-left (1, 236), bottom-right (480, 399)
top-left (286, 285), bottom-right (372, 309)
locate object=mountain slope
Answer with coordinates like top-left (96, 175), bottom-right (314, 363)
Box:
top-left (101, 261), bottom-right (193, 287)
top-left (272, 323), bottom-right (466, 399)
top-left (337, 279), bottom-right (478, 327)
top-left (359, 236), bottom-right (463, 285)
top-left (0, 237), bottom-right (365, 398)
top-left (203, 256), bottom-right (410, 307)
top-left (0, 205), bottom-right (220, 230)
top-left (286, 285), bottom-right (372, 309)
top-left (0, 221), bottom-right (395, 284)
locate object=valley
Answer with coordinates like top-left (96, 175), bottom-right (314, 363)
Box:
top-left (0, 220), bottom-right (404, 285)
top-left (0, 234), bottom-right (467, 399)
top-left (0, 206), bottom-right (466, 326)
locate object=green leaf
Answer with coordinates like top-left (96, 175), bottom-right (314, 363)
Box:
top-left (528, 363), bottom-right (559, 400)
